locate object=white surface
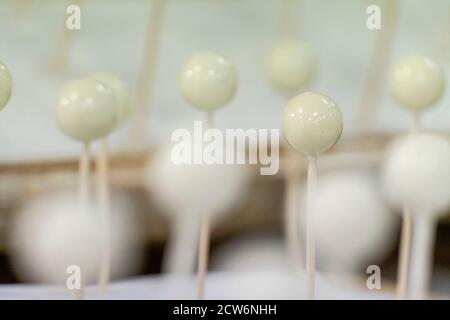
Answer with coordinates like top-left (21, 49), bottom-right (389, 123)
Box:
top-left (0, 272), bottom-right (392, 300)
top-left (0, 0), bottom-right (449, 161)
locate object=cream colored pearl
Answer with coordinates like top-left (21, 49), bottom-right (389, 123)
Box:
top-left (90, 73), bottom-right (131, 125)
top-left (0, 61), bottom-right (12, 111)
top-left (389, 55), bottom-right (444, 111)
top-left (180, 52), bottom-right (237, 111)
top-left (266, 38), bottom-right (316, 95)
top-left (57, 79), bottom-right (118, 143)
top-left (282, 92), bottom-right (343, 156)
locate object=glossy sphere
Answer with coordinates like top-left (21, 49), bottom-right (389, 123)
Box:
top-left (266, 38), bottom-right (316, 95)
top-left (180, 52), bottom-right (237, 111)
top-left (90, 73), bottom-right (131, 125)
top-left (0, 61), bottom-right (12, 111)
top-left (57, 79), bottom-right (118, 143)
top-left (282, 92), bottom-right (343, 156)
top-left (389, 55), bottom-right (444, 111)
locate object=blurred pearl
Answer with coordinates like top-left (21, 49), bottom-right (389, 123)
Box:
top-left (300, 170), bottom-right (396, 274)
top-left (9, 192), bottom-right (144, 284)
top-left (89, 73), bottom-right (131, 125)
top-left (180, 52), bottom-right (237, 111)
top-left (146, 146), bottom-right (252, 273)
top-left (266, 38), bottom-right (316, 95)
top-left (146, 146), bottom-right (251, 221)
top-left (282, 92), bottom-right (343, 156)
top-left (0, 61), bottom-right (12, 111)
top-left (9, 194), bottom-right (102, 285)
top-left (57, 79), bottom-right (118, 143)
top-left (389, 55), bottom-right (444, 111)
top-left (382, 134), bottom-right (450, 217)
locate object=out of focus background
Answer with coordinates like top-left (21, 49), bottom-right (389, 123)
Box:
top-left (0, 0), bottom-right (449, 299)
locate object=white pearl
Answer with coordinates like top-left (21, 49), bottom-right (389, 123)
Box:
top-left (382, 133), bottom-right (450, 217)
top-left (389, 55), bottom-right (444, 111)
top-left (180, 52), bottom-right (237, 111)
top-left (9, 192), bottom-right (145, 284)
top-left (90, 73), bottom-right (131, 126)
top-left (266, 38), bottom-right (316, 95)
top-left (282, 92), bottom-right (343, 156)
top-left (57, 79), bottom-right (118, 143)
top-left (301, 170), bottom-right (396, 274)
top-left (9, 194), bottom-right (102, 284)
top-left (146, 147), bottom-right (251, 219)
top-left (0, 61), bottom-right (12, 111)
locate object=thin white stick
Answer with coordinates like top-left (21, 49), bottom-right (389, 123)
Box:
top-left (412, 112), bottom-right (420, 134)
top-left (283, 157), bottom-right (303, 268)
top-left (305, 156), bottom-right (317, 300)
top-left (279, 0), bottom-right (304, 269)
top-left (49, 0), bottom-right (85, 73)
top-left (279, 0), bottom-right (302, 37)
top-left (396, 204), bottom-right (412, 299)
top-left (196, 213), bottom-right (210, 300)
top-left (205, 111), bottom-right (213, 130)
top-left (196, 111), bottom-right (214, 300)
top-left (396, 111), bottom-right (421, 299)
top-left (128, 0), bottom-right (166, 148)
top-left (358, 0), bottom-right (397, 131)
top-left (75, 142), bottom-right (90, 300)
top-left (79, 142), bottom-right (90, 214)
top-left (409, 215), bottom-right (436, 300)
top-left (163, 214), bottom-right (201, 274)
top-left (96, 139), bottom-right (111, 291)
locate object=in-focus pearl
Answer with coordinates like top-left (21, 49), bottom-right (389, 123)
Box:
top-left (282, 92), bottom-right (343, 156)
top-left (382, 133), bottom-right (450, 217)
top-left (57, 79), bottom-right (118, 143)
top-left (0, 61), bottom-right (12, 111)
top-left (266, 38), bottom-right (316, 95)
top-left (389, 55), bottom-right (444, 111)
top-left (180, 52), bottom-right (237, 111)
top-left (90, 73), bottom-right (131, 125)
